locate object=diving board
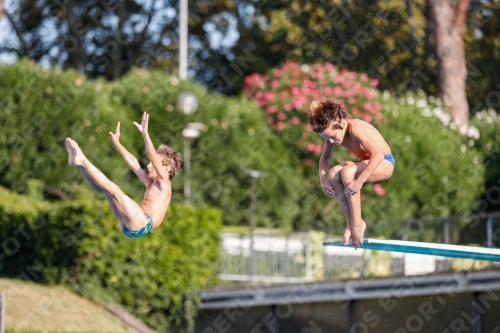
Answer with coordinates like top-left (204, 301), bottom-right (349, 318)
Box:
top-left (323, 239), bottom-right (500, 262)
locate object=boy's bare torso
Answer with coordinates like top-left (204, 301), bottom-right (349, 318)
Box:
top-left (141, 180), bottom-right (171, 228)
top-left (341, 119), bottom-right (392, 160)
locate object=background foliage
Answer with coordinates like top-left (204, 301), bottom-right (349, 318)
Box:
top-left (0, 185), bottom-right (221, 332)
top-left (0, 60), bottom-right (490, 237)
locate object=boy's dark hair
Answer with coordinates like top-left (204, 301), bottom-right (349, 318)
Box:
top-left (308, 98), bottom-right (347, 133)
top-left (156, 144), bottom-right (182, 179)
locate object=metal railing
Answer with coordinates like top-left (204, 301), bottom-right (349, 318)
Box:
top-left (219, 234), bottom-right (312, 284)
top-left (219, 212), bottom-right (500, 284)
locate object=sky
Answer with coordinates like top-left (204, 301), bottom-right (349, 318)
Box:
top-left (0, 0), bottom-right (240, 69)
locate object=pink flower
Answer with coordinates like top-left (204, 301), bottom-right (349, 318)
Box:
top-left (364, 103), bottom-right (375, 113)
top-left (264, 92), bottom-right (274, 101)
top-left (314, 144), bottom-right (323, 155)
top-left (280, 91), bottom-right (290, 99)
top-left (266, 105), bottom-right (278, 113)
top-left (270, 80), bottom-right (280, 88)
top-left (371, 78), bottom-right (379, 87)
top-left (274, 69), bottom-right (283, 78)
top-left (360, 73), bottom-right (368, 81)
top-left (374, 183), bottom-right (385, 196)
top-left (278, 112), bottom-right (286, 120)
top-left (307, 143), bottom-right (315, 152)
top-left (290, 117), bottom-right (301, 125)
top-left (375, 113), bottom-right (383, 121)
top-left (303, 159), bottom-right (314, 166)
top-left (291, 87), bottom-right (300, 95)
top-left (284, 104), bottom-right (293, 111)
top-left (363, 114), bottom-right (372, 122)
top-left (334, 86), bottom-right (343, 96)
top-left (268, 117), bottom-right (275, 124)
top-left (276, 122), bottom-right (285, 130)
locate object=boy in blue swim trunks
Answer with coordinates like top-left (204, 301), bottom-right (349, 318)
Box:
top-left (65, 112), bottom-right (182, 238)
top-left (308, 99), bottom-right (395, 249)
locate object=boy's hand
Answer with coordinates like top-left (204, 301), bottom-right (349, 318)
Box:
top-left (321, 179), bottom-right (336, 198)
top-left (344, 179), bottom-right (363, 198)
top-left (133, 112), bottom-right (149, 135)
top-left (109, 122), bottom-right (121, 143)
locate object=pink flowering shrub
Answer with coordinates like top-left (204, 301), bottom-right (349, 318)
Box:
top-left (244, 61), bottom-right (382, 165)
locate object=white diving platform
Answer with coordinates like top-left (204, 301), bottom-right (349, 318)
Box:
top-left (323, 238), bottom-right (500, 262)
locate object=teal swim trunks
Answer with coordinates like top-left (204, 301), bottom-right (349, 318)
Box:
top-left (122, 213), bottom-right (154, 238)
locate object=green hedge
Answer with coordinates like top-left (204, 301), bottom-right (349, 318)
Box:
top-left (0, 185), bottom-right (221, 332)
top-left (0, 59), bottom-right (306, 229)
top-left (0, 60), bottom-right (489, 235)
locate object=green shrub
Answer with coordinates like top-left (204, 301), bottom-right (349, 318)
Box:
top-left (0, 186), bottom-right (221, 332)
top-left (0, 60), bottom-right (487, 236)
top-left (470, 109), bottom-right (500, 213)
top-left (0, 59), bottom-right (140, 198)
top-left (0, 60), bottom-right (309, 229)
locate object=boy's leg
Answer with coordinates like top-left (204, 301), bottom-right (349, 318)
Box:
top-left (341, 165), bottom-right (365, 249)
top-left (65, 138), bottom-right (148, 231)
top-left (328, 164), bottom-right (353, 244)
top-left (341, 159), bottom-right (394, 249)
top-left (66, 139), bottom-right (102, 192)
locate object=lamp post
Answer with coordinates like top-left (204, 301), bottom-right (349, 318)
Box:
top-left (177, 92), bottom-right (199, 204)
top-left (179, 0), bottom-right (188, 80)
top-left (244, 169), bottom-right (267, 283)
top-left (182, 123), bottom-right (204, 204)
top-left (177, 92), bottom-right (198, 116)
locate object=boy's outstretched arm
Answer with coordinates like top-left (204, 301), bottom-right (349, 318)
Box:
top-left (319, 140), bottom-right (336, 197)
top-left (133, 112), bottom-right (170, 182)
top-left (110, 122), bottom-right (150, 186)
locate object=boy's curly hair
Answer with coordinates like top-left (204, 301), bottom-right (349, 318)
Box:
top-left (308, 98), bottom-right (347, 133)
top-left (156, 144), bottom-right (182, 180)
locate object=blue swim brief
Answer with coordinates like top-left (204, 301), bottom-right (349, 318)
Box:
top-left (384, 153), bottom-right (396, 168)
top-left (122, 213), bottom-right (154, 238)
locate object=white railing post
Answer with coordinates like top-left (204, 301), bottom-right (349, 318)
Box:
top-left (0, 293), bottom-right (5, 333)
top-left (306, 239), bottom-right (312, 281)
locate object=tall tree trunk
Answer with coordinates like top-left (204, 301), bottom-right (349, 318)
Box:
top-left (0, 0), bottom-right (4, 20)
top-left (427, 0), bottom-right (470, 126)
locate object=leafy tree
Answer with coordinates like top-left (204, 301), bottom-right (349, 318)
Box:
top-left (465, 0), bottom-right (500, 112)
top-left (0, 0), bottom-right (233, 80)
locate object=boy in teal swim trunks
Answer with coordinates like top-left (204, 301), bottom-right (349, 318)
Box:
top-left (65, 112), bottom-right (182, 238)
top-left (308, 99), bottom-right (395, 249)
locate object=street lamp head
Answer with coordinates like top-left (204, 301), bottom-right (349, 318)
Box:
top-left (182, 128), bottom-right (200, 139)
top-left (177, 92), bottom-right (198, 115)
top-left (245, 169), bottom-right (267, 178)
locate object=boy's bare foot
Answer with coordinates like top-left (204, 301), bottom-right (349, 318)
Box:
top-left (65, 138), bottom-right (85, 166)
top-left (351, 220), bottom-right (366, 250)
top-left (343, 220), bottom-right (352, 245)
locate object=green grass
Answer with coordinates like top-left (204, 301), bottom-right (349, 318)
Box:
top-left (0, 278), bottom-right (131, 333)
